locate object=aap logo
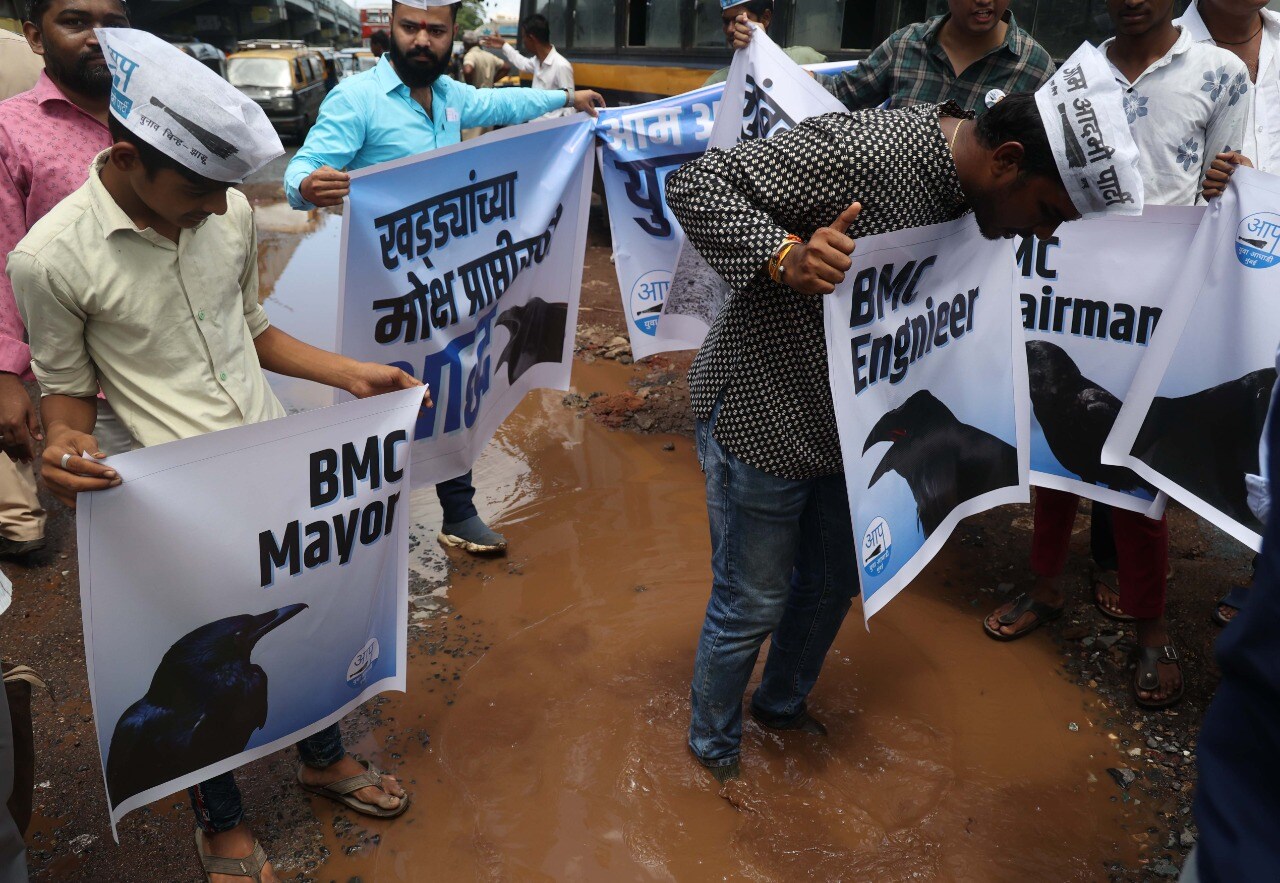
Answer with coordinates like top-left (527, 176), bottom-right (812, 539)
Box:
top-left (629, 270), bottom-right (671, 336)
top-left (861, 516), bottom-right (892, 577)
top-left (346, 638), bottom-right (380, 687)
top-left (1236, 212), bottom-right (1280, 269)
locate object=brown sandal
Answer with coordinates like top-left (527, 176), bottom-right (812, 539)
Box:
top-left (983, 592), bottom-right (1064, 641)
top-left (297, 758), bottom-right (410, 818)
top-left (1092, 572), bottom-right (1135, 622)
top-left (1133, 644), bottom-right (1184, 709)
top-left (195, 829), bottom-right (269, 882)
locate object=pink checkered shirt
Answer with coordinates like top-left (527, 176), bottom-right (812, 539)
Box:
top-left (0, 72), bottom-right (110, 377)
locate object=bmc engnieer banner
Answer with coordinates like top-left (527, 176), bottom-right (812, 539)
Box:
top-left (1104, 169), bottom-right (1280, 549)
top-left (340, 114), bottom-right (594, 486)
top-left (79, 388), bottom-right (423, 834)
top-left (1021, 208), bottom-right (1201, 514)
top-left (826, 216), bottom-right (1030, 620)
top-left (596, 39), bottom-right (854, 359)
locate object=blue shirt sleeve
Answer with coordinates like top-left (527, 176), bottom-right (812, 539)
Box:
top-left (284, 86), bottom-right (369, 210)
top-left (455, 80), bottom-right (567, 129)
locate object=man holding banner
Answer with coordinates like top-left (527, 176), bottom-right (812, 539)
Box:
top-left (666, 41), bottom-right (1144, 781)
top-left (9, 31), bottom-right (428, 883)
top-left (284, 0), bottom-right (605, 555)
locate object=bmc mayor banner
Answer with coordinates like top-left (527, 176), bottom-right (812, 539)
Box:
top-left (1104, 168), bottom-right (1280, 550)
top-left (79, 387), bottom-right (423, 833)
top-left (596, 41), bottom-right (854, 359)
top-left (341, 114), bottom-right (594, 486)
top-left (825, 216), bottom-right (1030, 620)
top-left (1020, 207), bottom-right (1202, 514)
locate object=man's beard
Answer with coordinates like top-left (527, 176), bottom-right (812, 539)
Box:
top-left (389, 41), bottom-right (448, 89)
top-left (44, 47), bottom-right (112, 98)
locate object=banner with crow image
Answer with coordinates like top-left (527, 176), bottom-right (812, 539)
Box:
top-left (1103, 168), bottom-right (1280, 549)
top-left (340, 113), bottom-right (594, 487)
top-left (825, 215), bottom-right (1030, 620)
top-left (594, 29), bottom-right (855, 360)
top-left (1020, 208), bottom-right (1203, 514)
top-left (78, 387), bottom-right (423, 834)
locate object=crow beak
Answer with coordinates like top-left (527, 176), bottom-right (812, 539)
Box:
top-left (249, 603), bottom-right (308, 643)
top-left (862, 413), bottom-right (899, 454)
top-left (868, 451), bottom-right (893, 487)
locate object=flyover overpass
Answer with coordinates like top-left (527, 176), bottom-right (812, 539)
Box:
top-left (125, 0), bottom-right (360, 52)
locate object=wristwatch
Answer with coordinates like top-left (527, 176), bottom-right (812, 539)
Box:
top-left (565, 88), bottom-right (575, 108)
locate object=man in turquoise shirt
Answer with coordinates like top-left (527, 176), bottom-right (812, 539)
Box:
top-left (285, 0), bottom-right (604, 555)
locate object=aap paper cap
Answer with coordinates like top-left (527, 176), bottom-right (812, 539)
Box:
top-left (98, 28), bottom-right (283, 184)
top-left (1034, 42), bottom-right (1143, 219)
top-left (393, 0), bottom-right (461, 9)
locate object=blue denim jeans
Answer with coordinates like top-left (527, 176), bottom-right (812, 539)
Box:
top-left (688, 403), bottom-right (858, 767)
top-left (437, 470), bottom-right (478, 524)
top-left (188, 722), bottom-right (345, 834)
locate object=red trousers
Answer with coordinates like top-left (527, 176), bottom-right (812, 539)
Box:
top-left (1030, 488), bottom-right (1168, 619)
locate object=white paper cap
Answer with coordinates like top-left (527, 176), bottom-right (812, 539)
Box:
top-left (98, 28), bottom-right (284, 184)
top-left (1034, 42), bottom-right (1144, 219)
top-left (394, 0), bottom-right (461, 9)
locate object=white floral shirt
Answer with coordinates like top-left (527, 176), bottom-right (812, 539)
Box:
top-left (1102, 27), bottom-right (1250, 206)
top-left (1177, 3), bottom-right (1280, 175)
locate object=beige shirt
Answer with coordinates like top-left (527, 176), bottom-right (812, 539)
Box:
top-left (0, 30), bottom-right (41, 102)
top-left (463, 45), bottom-right (502, 89)
top-left (8, 151), bottom-right (285, 448)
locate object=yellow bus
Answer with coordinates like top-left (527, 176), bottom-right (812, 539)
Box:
top-left (515, 0), bottom-right (1154, 105)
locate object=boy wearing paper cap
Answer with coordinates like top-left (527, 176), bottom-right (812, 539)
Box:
top-left (7, 30), bottom-right (427, 883)
top-left (704, 0), bottom-right (825, 87)
top-left (666, 42), bottom-right (1144, 783)
top-left (285, 0), bottom-right (605, 557)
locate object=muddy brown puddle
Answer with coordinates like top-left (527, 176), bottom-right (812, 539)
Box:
top-left (251, 207), bottom-right (1149, 882)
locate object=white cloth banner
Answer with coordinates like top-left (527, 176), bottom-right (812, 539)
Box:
top-left (1021, 207), bottom-right (1202, 514)
top-left (826, 216), bottom-right (1030, 620)
top-left (594, 36), bottom-right (853, 359)
top-left (1103, 168), bottom-right (1280, 549)
top-left (80, 387), bottom-right (423, 834)
top-left (340, 114), bottom-right (594, 485)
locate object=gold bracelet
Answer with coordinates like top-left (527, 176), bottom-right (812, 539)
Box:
top-left (768, 234), bottom-right (802, 283)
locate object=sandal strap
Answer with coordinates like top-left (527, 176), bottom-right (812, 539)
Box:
top-left (200, 839), bottom-right (268, 879)
top-left (324, 763), bottom-right (384, 796)
top-left (1135, 645), bottom-right (1180, 690)
top-left (996, 593), bottom-right (1057, 627)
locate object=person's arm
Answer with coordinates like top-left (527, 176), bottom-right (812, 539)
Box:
top-left (254, 326), bottom-right (430, 403)
top-left (1200, 58), bottom-right (1251, 199)
top-left (664, 113), bottom-right (864, 296)
top-left (8, 252), bottom-right (116, 505)
top-left (496, 41), bottom-right (537, 74)
top-left (284, 87), bottom-right (367, 210)
top-left (0, 150), bottom-right (40, 462)
top-left (457, 78), bottom-right (602, 128)
top-left (818, 33), bottom-right (895, 111)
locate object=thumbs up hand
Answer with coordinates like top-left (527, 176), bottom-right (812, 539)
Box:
top-left (778, 202), bottom-right (862, 295)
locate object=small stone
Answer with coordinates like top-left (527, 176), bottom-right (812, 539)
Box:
top-left (618, 354), bottom-right (634, 365)
top-left (1150, 859), bottom-right (1180, 878)
top-left (1106, 767), bottom-right (1136, 789)
top-left (1180, 829), bottom-right (1197, 848)
top-left (1068, 722), bottom-right (1079, 732)
top-left (1148, 737), bottom-right (1161, 749)
top-left (662, 442), bottom-right (675, 452)
top-left (607, 336), bottom-right (628, 348)
top-left (1098, 633), bottom-right (1123, 649)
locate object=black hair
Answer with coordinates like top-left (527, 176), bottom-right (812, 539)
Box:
top-left (973, 91), bottom-right (1061, 186)
top-left (730, 0), bottom-right (773, 16)
top-left (390, 1), bottom-right (459, 20)
top-left (25, 0), bottom-right (128, 25)
top-left (521, 13), bottom-right (551, 45)
top-left (106, 114), bottom-right (224, 187)
top-left (370, 29), bottom-right (390, 50)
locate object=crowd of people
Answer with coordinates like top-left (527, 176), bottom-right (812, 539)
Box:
top-left (0, 0), bottom-right (1273, 881)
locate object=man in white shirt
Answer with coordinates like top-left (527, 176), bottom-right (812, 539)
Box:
top-left (1178, 0), bottom-right (1279, 174)
top-left (482, 14), bottom-right (573, 118)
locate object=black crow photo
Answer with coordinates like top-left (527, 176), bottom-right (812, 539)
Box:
top-left (863, 390), bottom-right (1018, 537)
top-left (1026, 340), bottom-right (1151, 492)
top-left (495, 297), bottom-right (568, 385)
top-left (105, 603), bottom-right (307, 808)
top-left (1131, 368), bottom-right (1276, 533)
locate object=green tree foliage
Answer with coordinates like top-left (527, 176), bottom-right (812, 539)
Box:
top-left (457, 0), bottom-right (487, 32)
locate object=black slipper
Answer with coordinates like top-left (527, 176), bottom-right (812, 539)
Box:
top-left (1212, 584), bottom-right (1250, 627)
top-left (983, 592), bottom-right (1064, 642)
top-left (1133, 644), bottom-right (1184, 709)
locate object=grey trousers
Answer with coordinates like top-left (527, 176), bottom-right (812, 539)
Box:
top-left (0, 677), bottom-right (27, 883)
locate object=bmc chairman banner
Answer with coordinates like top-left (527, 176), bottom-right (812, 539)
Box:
top-left (1020, 207), bottom-right (1202, 515)
top-left (341, 114), bottom-right (594, 486)
top-left (825, 216), bottom-right (1030, 620)
top-left (79, 388), bottom-right (424, 833)
top-left (596, 42), bottom-right (854, 359)
top-left (1104, 169), bottom-right (1280, 549)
